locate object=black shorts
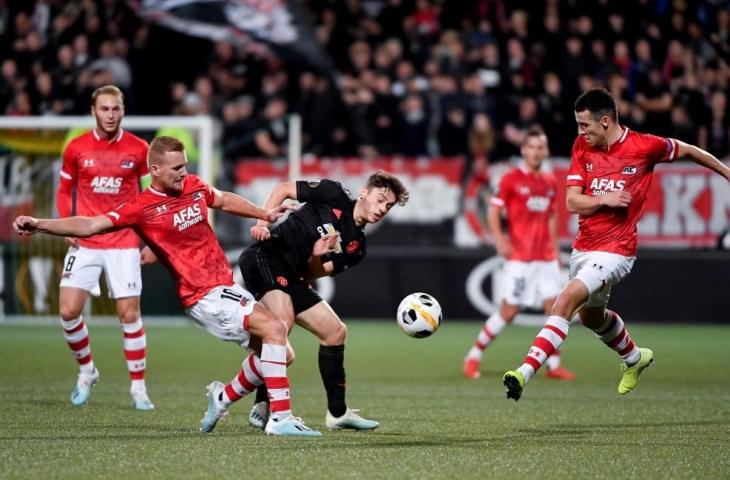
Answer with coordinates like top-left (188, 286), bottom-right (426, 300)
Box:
top-left (239, 243), bottom-right (322, 315)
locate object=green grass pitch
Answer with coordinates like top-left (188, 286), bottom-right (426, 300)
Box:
top-left (1, 320), bottom-right (729, 479)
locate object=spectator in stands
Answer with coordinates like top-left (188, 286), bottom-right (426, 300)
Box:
top-left (4, 0), bottom-right (730, 164)
top-left (705, 91), bottom-right (729, 158)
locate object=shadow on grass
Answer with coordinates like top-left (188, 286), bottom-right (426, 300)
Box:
top-left (259, 419), bottom-right (730, 450)
top-left (0, 423), bottom-right (257, 441)
top-left (2, 419), bottom-right (726, 446)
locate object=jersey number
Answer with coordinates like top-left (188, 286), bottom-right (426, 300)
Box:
top-left (65, 256), bottom-right (76, 272)
top-left (220, 288), bottom-right (243, 302)
top-left (512, 277), bottom-right (526, 298)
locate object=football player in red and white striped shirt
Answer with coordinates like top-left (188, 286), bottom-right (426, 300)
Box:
top-left (14, 136), bottom-right (320, 436)
top-left (464, 128), bottom-right (575, 381)
top-left (503, 88), bottom-right (730, 401)
top-left (56, 85), bottom-right (153, 409)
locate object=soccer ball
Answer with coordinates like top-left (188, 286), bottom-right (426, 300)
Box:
top-left (396, 292), bottom-right (442, 338)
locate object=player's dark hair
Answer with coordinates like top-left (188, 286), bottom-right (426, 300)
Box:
top-left (522, 126), bottom-right (548, 146)
top-left (574, 88), bottom-right (618, 122)
top-left (91, 85), bottom-right (124, 106)
top-left (365, 170), bottom-right (409, 206)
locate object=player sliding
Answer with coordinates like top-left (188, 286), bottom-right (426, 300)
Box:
top-left (503, 88), bottom-right (730, 400)
top-left (240, 171), bottom-right (409, 430)
top-left (464, 128), bottom-right (575, 381)
top-left (13, 136), bottom-right (320, 436)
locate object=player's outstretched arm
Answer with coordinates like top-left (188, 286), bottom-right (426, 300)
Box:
top-left (13, 215), bottom-right (114, 238)
top-left (251, 181), bottom-right (298, 241)
top-left (676, 141), bottom-right (730, 181)
top-left (566, 186), bottom-right (631, 215)
top-left (211, 187), bottom-right (293, 223)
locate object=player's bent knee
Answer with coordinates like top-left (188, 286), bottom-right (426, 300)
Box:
top-left (265, 316), bottom-right (288, 342)
top-left (59, 303), bottom-right (83, 321)
top-left (323, 321), bottom-right (347, 345)
top-left (286, 344), bottom-right (295, 366)
top-left (118, 309), bottom-right (140, 324)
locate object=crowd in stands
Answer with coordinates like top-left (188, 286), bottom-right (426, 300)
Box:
top-left (1, 0), bottom-right (729, 174)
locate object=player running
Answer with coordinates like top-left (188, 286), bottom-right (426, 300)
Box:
top-left (56, 85), bottom-right (153, 409)
top-left (503, 88), bottom-right (730, 400)
top-left (463, 128), bottom-right (576, 381)
top-left (239, 171), bottom-right (409, 430)
top-left (14, 136), bottom-right (320, 436)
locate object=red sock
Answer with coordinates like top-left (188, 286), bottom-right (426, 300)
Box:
top-left (222, 353), bottom-right (264, 405)
top-left (61, 316), bottom-right (95, 374)
top-left (590, 310), bottom-right (641, 365)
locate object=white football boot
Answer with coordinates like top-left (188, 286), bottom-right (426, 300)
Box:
top-left (325, 408), bottom-right (379, 430)
top-left (199, 381), bottom-right (229, 433)
top-left (264, 415), bottom-right (321, 437)
top-left (70, 368), bottom-right (100, 406)
top-left (131, 388), bottom-right (155, 411)
top-left (248, 401), bottom-right (270, 429)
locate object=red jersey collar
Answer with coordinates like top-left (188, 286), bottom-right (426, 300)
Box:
top-left (605, 126), bottom-right (629, 152)
top-left (92, 128), bottom-right (124, 143)
top-left (519, 163), bottom-right (543, 176)
top-left (148, 185), bottom-right (168, 197)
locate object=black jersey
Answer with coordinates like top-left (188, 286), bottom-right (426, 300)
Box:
top-left (266, 179), bottom-right (367, 276)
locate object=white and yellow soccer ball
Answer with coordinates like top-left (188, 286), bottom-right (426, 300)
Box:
top-left (396, 292), bottom-right (442, 338)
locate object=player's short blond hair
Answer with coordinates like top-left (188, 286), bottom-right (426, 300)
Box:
top-left (365, 170), bottom-right (409, 206)
top-left (148, 136), bottom-right (186, 166)
top-left (150, 136), bottom-right (185, 155)
top-left (91, 85), bottom-right (124, 106)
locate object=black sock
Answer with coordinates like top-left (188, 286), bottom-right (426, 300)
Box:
top-left (319, 344), bottom-right (346, 417)
top-left (255, 384), bottom-right (268, 404)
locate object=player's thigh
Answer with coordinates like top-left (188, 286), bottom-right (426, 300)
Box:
top-left (246, 302), bottom-right (287, 343)
top-left (569, 250), bottom-right (635, 308)
top-left (296, 301), bottom-right (346, 345)
top-left (258, 289), bottom-right (296, 330)
top-left (185, 284), bottom-right (258, 349)
top-left (60, 246), bottom-right (103, 297)
top-left (102, 249), bottom-right (142, 299)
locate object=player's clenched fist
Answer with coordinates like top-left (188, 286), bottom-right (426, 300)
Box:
top-left (13, 216), bottom-right (39, 235)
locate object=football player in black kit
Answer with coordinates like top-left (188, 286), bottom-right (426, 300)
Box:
top-left (239, 170), bottom-right (409, 430)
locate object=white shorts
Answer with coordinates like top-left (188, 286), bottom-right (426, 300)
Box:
top-left (500, 260), bottom-right (563, 308)
top-left (569, 250), bottom-right (636, 307)
top-left (60, 246), bottom-right (142, 298)
top-left (185, 284), bottom-right (257, 349)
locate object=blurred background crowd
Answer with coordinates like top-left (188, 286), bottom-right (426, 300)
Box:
top-left (1, 0), bottom-right (729, 176)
